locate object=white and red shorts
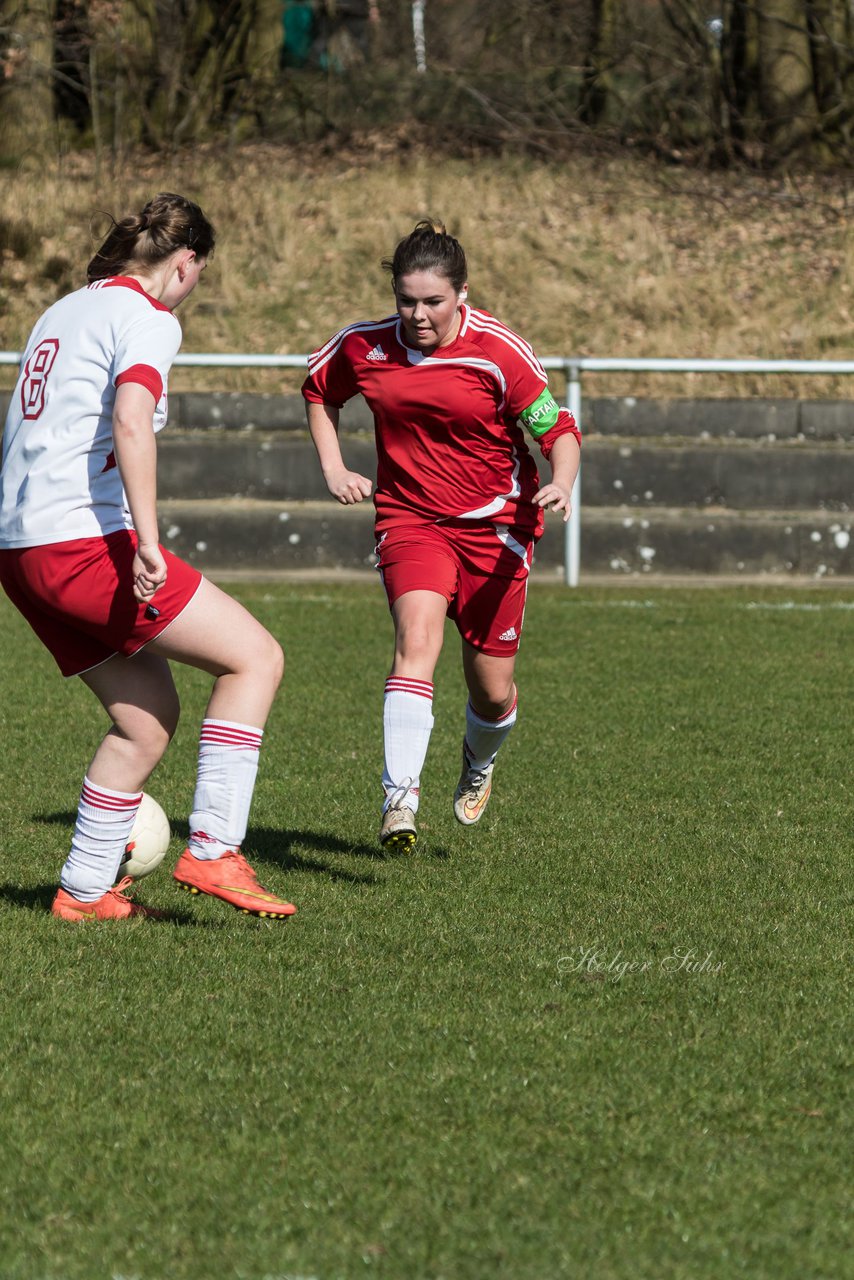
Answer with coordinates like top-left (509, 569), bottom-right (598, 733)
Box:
top-left (375, 520), bottom-right (536, 656)
top-left (0, 529), bottom-right (202, 677)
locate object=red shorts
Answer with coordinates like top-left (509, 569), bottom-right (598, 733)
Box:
top-left (0, 530), bottom-right (203, 677)
top-left (375, 520), bottom-right (536, 656)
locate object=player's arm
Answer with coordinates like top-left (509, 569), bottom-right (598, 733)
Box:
top-left (112, 381), bottom-right (166, 601)
top-left (306, 400), bottom-right (373, 505)
top-left (534, 431), bottom-right (580, 523)
top-left (517, 386), bottom-right (582, 524)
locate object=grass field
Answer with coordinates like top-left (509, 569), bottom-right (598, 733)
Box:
top-left (0, 579), bottom-right (850, 1280)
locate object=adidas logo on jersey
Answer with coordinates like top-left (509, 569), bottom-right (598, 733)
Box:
top-left (365, 344), bottom-right (387, 362)
top-left (498, 627), bottom-right (518, 642)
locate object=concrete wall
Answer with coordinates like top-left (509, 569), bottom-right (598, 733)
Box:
top-left (2, 392), bottom-right (852, 579)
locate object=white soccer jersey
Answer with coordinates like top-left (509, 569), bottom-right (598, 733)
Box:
top-left (0, 277), bottom-right (182, 547)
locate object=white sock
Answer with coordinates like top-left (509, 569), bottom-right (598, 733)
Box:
top-left (382, 677), bottom-right (434, 813)
top-left (464, 691), bottom-right (518, 770)
top-left (60, 778), bottom-right (142, 901)
top-left (188, 719), bottom-right (263, 860)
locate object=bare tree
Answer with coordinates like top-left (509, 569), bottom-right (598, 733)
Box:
top-left (805, 0), bottom-right (853, 155)
top-left (131, 0), bottom-right (263, 147)
top-left (0, 0), bottom-right (55, 157)
top-left (660, 0), bottom-right (853, 165)
top-left (756, 0), bottom-right (820, 158)
top-left (2, 0), bottom-right (851, 167)
top-left (52, 0), bottom-right (90, 131)
top-left (579, 0), bottom-right (620, 126)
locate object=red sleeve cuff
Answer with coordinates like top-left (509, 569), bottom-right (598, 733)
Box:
top-left (115, 363), bottom-right (163, 402)
top-left (538, 414), bottom-right (581, 460)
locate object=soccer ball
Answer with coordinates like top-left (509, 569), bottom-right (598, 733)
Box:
top-left (118, 793), bottom-right (171, 880)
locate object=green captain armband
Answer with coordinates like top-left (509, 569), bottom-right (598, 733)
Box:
top-left (519, 389), bottom-right (561, 439)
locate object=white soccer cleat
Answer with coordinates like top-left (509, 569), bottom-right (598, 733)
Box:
top-left (379, 804), bottom-right (417, 851)
top-left (453, 744), bottom-right (495, 825)
top-left (380, 778), bottom-right (417, 851)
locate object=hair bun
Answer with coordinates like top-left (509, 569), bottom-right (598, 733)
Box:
top-left (414, 218), bottom-right (447, 237)
top-left (381, 218), bottom-right (467, 294)
top-left (86, 192), bottom-right (215, 283)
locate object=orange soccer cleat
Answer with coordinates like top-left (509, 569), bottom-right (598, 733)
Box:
top-left (172, 848), bottom-right (296, 918)
top-left (52, 877), bottom-right (166, 922)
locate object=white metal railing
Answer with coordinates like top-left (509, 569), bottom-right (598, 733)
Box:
top-left (2, 351), bottom-right (853, 586)
top-left (553, 357), bottom-right (854, 586)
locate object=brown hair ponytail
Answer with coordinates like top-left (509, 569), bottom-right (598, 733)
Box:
top-left (87, 192), bottom-right (215, 282)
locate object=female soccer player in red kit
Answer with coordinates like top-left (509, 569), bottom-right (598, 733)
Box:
top-left (0, 193), bottom-right (296, 921)
top-left (303, 220), bottom-right (581, 850)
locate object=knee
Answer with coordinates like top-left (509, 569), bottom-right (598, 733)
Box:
top-left (247, 629), bottom-right (284, 690)
top-left (149, 720), bottom-right (175, 764)
top-left (120, 706), bottom-right (176, 769)
top-left (472, 695), bottom-right (511, 721)
top-left (142, 685), bottom-right (180, 755)
top-left (471, 680), bottom-right (516, 721)
top-left (395, 620), bottom-right (441, 669)
top-left (161, 693), bottom-right (181, 742)
top-left (268, 635), bottom-right (285, 689)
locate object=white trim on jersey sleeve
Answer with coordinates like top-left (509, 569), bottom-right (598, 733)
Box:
top-left (308, 316), bottom-right (398, 376)
top-left (466, 309), bottom-right (548, 382)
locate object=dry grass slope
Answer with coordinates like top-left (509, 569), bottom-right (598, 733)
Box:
top-left (1, 143), bottom-right (852, 399)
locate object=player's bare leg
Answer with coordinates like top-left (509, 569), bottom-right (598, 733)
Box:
top-left (148, 577), bottom-right (283, 727)
top-left (52, 652), bottom-right (178, 913)
top-left (380, 590), bottom-right (447, 849)
top-left (462, 646), bottom-right (517, 718)
top-left (147, 577), bottom-right (294, 917)
top-left (81, 650), bottom-right (180, 793)
top-left (454, 645), bottom-right (518, 824)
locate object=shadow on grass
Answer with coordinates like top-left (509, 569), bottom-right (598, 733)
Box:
top-left (31, 812), bottom-right (388, 884)
top-left (0, 882), bottom-right (199, 925)
top-left (248, 823), bottom-right (454, 865)
top-left (248, 825), bottom-right (453, 866)
top-left (241, 826), bottom-right (380, 883)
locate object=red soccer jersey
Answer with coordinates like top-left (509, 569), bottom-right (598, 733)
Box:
top-left (302, 304), bottom-right (580, 535)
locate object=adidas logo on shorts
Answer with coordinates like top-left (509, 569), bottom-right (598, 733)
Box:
top-left (498, 626), bottom-right (518, 642)
top-left (366, 343), bottom-right (387, 362)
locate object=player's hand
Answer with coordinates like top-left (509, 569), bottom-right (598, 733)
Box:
top-left (133, 543), bottom-right (168, 602)
top-left (534, 483), bottom-right (573, 522)
top-left (325, 468), bottom-right (373, 505)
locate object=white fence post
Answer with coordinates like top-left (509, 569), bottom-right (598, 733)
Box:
top-left (565, 360), bottom-right (582, 588)
top-left (412, 0), bottom-right (427, 73)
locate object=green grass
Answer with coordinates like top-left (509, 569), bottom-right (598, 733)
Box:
top-left (0, 581), bottom-right (851, 1280)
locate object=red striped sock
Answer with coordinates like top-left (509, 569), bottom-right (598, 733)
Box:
top-left (464, 691), bottom-right (518, 770)
top-left (60, 777), bottom-right (143, 901)
top-left (382, 678), bottom-right (434, 812)
top-left (189, 718), bottom-right (263, 860)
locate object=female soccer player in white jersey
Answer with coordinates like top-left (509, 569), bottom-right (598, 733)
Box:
top-left (302, 220), bottom-right (581, 850)
top-left (0, 193), bottom-right (296, 921)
